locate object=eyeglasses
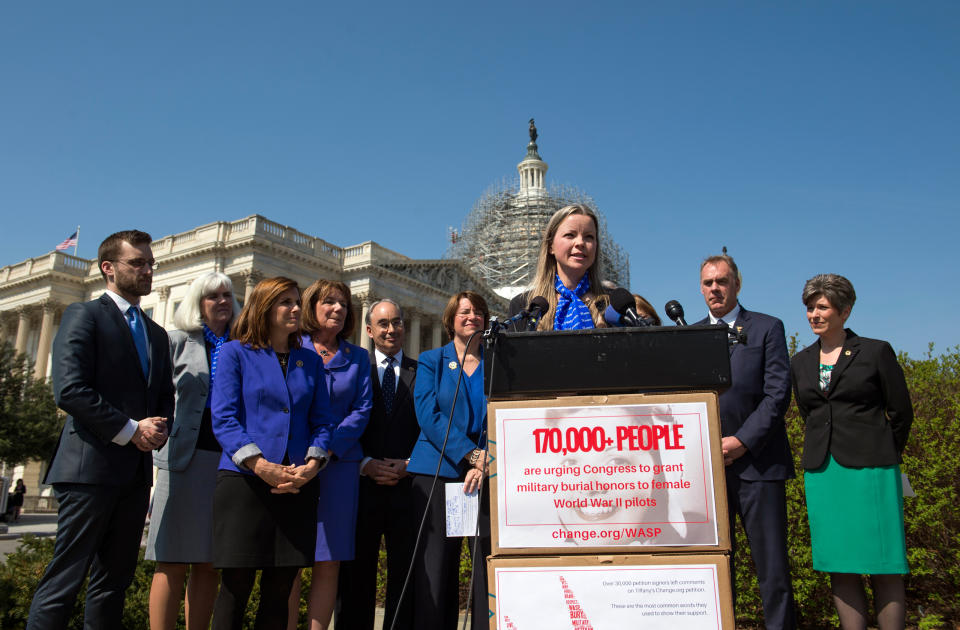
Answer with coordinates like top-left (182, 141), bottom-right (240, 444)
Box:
top-left (114, 258), bottom-right (159, 271)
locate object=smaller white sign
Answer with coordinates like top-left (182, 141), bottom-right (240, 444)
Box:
top-left (494, 563), bottom-right (723, 629)
top-left (445, 482), bottom-right (479, 537)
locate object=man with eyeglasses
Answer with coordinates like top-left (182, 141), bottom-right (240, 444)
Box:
top-left (335, 298), bottom-right (420, 629)
top-left (28, 230), bottom-right (175, 629)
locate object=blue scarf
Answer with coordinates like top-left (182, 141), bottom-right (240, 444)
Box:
top-left (553, 274), bottom-right (595, 330)
top-left (202, 323), bottom-right (229, 394)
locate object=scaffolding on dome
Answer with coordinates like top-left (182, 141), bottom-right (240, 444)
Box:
top-left (447, 177), bottom-right (630, 297)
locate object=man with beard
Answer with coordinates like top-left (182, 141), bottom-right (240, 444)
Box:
top-left (28, 230), bottom-right (174, 629)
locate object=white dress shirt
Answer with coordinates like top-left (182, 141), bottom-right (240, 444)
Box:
top-left (103, 290), bottom-right (143, 446)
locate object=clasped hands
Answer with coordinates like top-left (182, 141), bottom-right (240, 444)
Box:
top-left (131, 417), bottom-right (169, 451)
top-left (249, 455), bottom-right (322, 494)
top-left (361, 458), bottom-right (409, 486)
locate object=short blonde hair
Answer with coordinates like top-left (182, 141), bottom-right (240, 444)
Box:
top-left (172, 272), bottom-right (241, 332)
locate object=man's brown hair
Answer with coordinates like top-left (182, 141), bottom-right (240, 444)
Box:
top-left (97, 230), bottom-right (152, 280)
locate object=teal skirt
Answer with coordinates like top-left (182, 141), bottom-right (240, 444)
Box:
top-left (804, 454), bottom-right (908, 574)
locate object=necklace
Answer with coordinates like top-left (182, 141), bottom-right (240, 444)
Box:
top-left (318, 349), bottom-right (330, 357)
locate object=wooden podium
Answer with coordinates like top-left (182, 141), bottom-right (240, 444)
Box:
top-left (483, 325), bottom-right (736, 629)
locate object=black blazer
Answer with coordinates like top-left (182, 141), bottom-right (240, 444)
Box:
top-left (695, 306), bottom-right (795, 481)
top-left (792, 330), bottom-right (912, 470)
top-left (45, 294), bottom-right (175, 486)
top-left (360, 353), bottom-right (419, 461)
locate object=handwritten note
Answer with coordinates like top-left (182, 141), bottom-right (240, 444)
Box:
top-left (445, 483), bottom-right (479, 537)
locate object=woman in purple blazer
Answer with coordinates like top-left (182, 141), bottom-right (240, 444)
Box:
top-left (210, 277), bottom-right (332, 630)
top-left (298, 279), bottom-right (372, 630)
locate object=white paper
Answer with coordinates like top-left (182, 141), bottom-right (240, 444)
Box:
top-left (445, 482), bottom-right (479, 537)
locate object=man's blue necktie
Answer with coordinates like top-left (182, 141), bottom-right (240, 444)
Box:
top-left (381, 355), bottom-right (396, 416)
top-left (126, 306), bottom-right (149, 378)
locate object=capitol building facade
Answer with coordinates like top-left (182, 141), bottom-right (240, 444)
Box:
top-left (0, 216), bottom-right (506, 503)
top-left (0, 124), bottom-right (627, 505)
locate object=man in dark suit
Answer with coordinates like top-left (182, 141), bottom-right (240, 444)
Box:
top-left (28, 230), bottom-right (174, 630)
top-left (697, 254), bottom-right (796, 630)
top-left (336, 298), bottom-right (419, 630)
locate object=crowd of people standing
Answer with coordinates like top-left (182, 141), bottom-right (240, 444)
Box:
top-left (23, 211), bottom-right (914, 630)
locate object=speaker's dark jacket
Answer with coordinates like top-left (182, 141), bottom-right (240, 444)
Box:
top-left (791, 329), bottom-right (912, 470)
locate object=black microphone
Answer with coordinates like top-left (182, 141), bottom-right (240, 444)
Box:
top-left (610, 288), bottom-right (643, 327)
top-left (664, 300), bottom-right (687, 326)
top-left (523, 295), bottom-right (549, 331)
top-left (490, 296), bottom-right (549, 333)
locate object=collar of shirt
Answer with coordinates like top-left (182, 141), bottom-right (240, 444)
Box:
top-left (709, 303), bottom-right (740, 327)
top-left (104, 289), bottom-right (138, 315)
top-left (374, 348), bottom-right (403, 385)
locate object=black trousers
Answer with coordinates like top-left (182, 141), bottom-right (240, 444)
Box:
top-left (27, 481), bottom-right (150, 630)
top-left (410, 474), bottom-right (490, 630)
top-left (336, 477), bottom-right (417, 630)
top-left (726, 473), bottom-right (797, 630)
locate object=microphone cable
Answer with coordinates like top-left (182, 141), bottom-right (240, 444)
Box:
top-left (389, 328), bottom-right (484, 630)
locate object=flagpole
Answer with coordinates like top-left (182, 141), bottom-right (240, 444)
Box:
top-left (74, 225), bottom-right (80, 256)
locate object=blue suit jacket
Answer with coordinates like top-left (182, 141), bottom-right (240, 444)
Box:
top-left (408, 343), bottom-right (486, 479)
top-left (302, 336), bottom-right (372, 462)
top-left (696, 305), bottom-right (794, 481)
top-left (211, 340), bottom-right (333, 474)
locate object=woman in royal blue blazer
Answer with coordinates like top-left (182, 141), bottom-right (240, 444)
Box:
top-left (408, 290), bottom-right (490, 630)
top-left (297, 278), bottom-right (372, 630)
top-left (210, 277), bottom-right (333, 630)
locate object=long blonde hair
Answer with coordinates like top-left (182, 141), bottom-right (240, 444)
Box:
top-left (528, 204), bottom-right (608, 330)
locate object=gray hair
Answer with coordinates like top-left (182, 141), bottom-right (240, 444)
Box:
top-left (172, 272), bottom-right (241, 332)
top-left (801, 273), bottom-right (857, 313)
top-left (365, 298), bottom-right (404, 326)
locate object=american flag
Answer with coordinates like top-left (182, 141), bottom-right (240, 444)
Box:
top-left (55, 231), bottom-right (78, 251)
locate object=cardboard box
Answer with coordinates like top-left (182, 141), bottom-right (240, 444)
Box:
top-left (487, 553), bottom-right (734, 630)
top-left (487, 392), bottom-right (730, 555)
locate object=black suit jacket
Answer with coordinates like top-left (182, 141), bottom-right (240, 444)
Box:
top-left (791, 330), bottom-right (912, 470)
top-left (361, 353), bottom-right (419, 461)
top-left (45, 293), bottom-right (175, 486)
top-left (696, 305), bottom-right (794, 481)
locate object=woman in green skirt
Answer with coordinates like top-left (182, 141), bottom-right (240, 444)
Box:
top-left (791, 273), bottom-right (913, 630)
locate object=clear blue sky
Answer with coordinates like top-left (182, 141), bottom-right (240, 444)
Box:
top-left (2, 2), bottom-right (957, 357)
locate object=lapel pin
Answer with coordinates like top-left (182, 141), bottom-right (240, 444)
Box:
top-left (296, 360), bottom-right (303, 367)
top-left (448, 361), bottom-right (458, 370)
top-left (844, 350), bottom-right (851, 356)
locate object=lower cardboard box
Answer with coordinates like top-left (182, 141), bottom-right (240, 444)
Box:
top-left (487, 553), bottom-right (733, 630)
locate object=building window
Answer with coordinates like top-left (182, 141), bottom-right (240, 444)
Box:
top-left (143, 307), bottom-right (155, 319)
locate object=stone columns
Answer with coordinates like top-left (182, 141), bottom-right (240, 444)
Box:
top-left (431, 320), bottom-right (443, 350)
top-left (14, 307), bottom-right (32, 356)
top-left (407, 309), bottom-right (422, 359)
top-left (358, 297), bottom-right (373, 354)
top-left (242, 270), bottom-right (263, 304)
top-left (34, 302), bottom-right (58, 380)
top-left (155, 286), bottom-right (171, 328)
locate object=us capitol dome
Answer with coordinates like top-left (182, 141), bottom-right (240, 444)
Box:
top-left (447, 119), bottom-right (630, 300)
